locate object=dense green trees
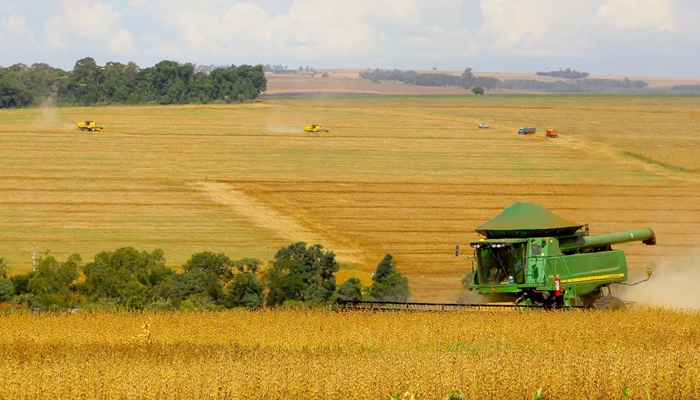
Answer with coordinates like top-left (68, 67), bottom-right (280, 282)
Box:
top-left (369, 254), bottom-right (410, 302)
top-left (0, 279), bottom-right (13, 302)
top-left (536, 68), bottom-right (590, 79)
top-left (8, 254), bottom-right (82, 309)
top-left (264, 242), bottom-right (339, 307)
top-left (174, 251), bottom-right (235, 304)
top-left (0, 57), bottom-right (267, 108)
top-left (336, 277), bottom-right (362, 301)
top-left (225, 258), bottom-right (264, 309)
top-left (0, 66), bottom-right (34, 107)
top-left (80, 248), bottom-right (169, 308)
top-left (0, 244), bottom-right (413, 311)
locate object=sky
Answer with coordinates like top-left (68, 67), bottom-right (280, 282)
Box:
top-left (1, 0), bottom-right (699, 78)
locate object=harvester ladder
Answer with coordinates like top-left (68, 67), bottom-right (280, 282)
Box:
top-left (548, 257), bottom-right (579, 306)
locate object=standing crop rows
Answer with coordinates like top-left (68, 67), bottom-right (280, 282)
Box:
top-left (1, 308), bottom-right (698, 399)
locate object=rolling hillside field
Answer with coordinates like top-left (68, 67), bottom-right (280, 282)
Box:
top-left (0, 95), bottom-right (698, 301)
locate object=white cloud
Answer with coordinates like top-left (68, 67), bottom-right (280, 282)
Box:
top-left (122, 0), bottom-right (473, 66)
top-left (595, 0), bottom-right (680, 34)
top-left (109, 29), bottom-right (135, 54)
top-left (477, 0), bottom-right (600, 58)
top-left (0, 13), bottom-right (37, 46)
top-left (42, 0), bottom-right (123, 50)
top-left (165, 2), bottom-right (273, 51)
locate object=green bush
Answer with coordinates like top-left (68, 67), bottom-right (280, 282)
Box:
top-left (147, 301), bottom-right (173, 312)
top-left (0, 278), bottom-right (14, 302)
top-left (369, 254), bottom-right (411, 302)
top-left (179, 299), bottom-right (197, 311)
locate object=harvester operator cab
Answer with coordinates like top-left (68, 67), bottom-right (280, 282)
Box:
top-left (471, 241), bottom-right (527, 285)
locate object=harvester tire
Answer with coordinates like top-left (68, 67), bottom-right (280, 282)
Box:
top-left (593, 296), bottom-right (626, 311)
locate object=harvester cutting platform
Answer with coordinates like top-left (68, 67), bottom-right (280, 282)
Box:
top-left (334, 202), bottom-right (655, 311)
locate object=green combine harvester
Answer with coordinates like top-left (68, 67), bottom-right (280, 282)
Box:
top-left (334, 202), bottom-right (655, 311)
top-left (461, 202), bottom-right (655, 310)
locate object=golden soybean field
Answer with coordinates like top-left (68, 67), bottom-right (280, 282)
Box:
top-left (1, 308), bottom-right (699, 399)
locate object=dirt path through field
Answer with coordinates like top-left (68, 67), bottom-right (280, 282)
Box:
top-left (192, 180), bottom-right (366, 265)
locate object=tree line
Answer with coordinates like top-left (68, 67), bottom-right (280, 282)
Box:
top-left (670, 84), bottom-right (700, 94)
top-left (0, 57), bottom-right (267, 108)
top-left (359, 68), bottom-right (500, 90)
top-left (536, 68), bottom-right (590, 79)
top-left (0, 243), bottom-right (410, 311)
top-left (499, 77), bottom-right (649, 93)
top-left (359, 68), bottom-right (651, 94)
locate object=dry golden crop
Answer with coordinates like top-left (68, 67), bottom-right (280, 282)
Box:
top-left (0, 308), bottom-right (698, 399)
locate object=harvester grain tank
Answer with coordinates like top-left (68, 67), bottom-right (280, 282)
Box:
top-left (518, 127), bottom-right (536, 135)
top-left (463, 202), bottom-right (655, 309)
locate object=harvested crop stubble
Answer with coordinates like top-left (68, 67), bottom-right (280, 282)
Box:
top-left (1, 96), bottom-right (698, 302)
top-left (0, 308), bottom-right (698, 399)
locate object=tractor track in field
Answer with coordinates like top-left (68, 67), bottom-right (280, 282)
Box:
top-left (191, 180), bottom-right (370, 266)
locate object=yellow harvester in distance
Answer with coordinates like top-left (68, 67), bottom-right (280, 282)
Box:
top-left (77, 120), bottom-right (104, 132)
top-left (303, 123), bottom-right (329, 133)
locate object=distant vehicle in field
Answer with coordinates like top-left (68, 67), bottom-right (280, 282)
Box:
top-left (546, 129), bottom-right (559, 138)
top-left (478, 123), bottom-right (491, 129)
top-left (517, 127), bottom-right (536, 135)
top-left (77, 121), bottom-right (103, 132)
top-left (303, 123), bottom-right (329, 133)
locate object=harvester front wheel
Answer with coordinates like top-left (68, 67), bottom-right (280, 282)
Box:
top-left (593, 296), bottom-right (626, 311)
